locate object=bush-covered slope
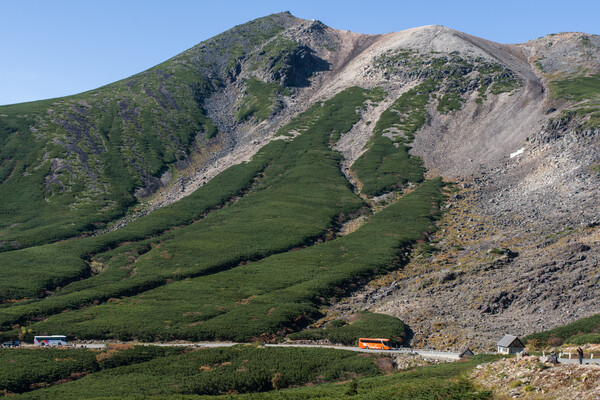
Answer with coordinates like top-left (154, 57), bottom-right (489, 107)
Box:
top-left (6, 347), bottom-right (496, 399)
top-left (288, 311), bottom-right (406, 346)
top-left (0, 345), bottom-right (181, 395)
top-left (0, 86), bottom-right (442, 342)
top-left (1, 346), bottom-right (386, 398)
top-left (524, 313), bottom-right (600, 347)
top-left (0, 13), bottom-right (301, 251)
top-left (0, 86), bottom-right (372, 328)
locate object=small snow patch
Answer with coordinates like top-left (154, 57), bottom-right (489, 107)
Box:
top-left (510, 148), bottom-right (524, 158)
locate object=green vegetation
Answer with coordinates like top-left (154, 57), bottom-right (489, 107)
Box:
top-left (477, 81), bottom-right (489, 103)
top-left (524, 313), bottom-right (600, 347)
top-left (0, 69), bottom-right (217, 251)
top-left (0, 345), bottom-right (184, 395)
top-left (437, 91), bottom-right (464, 113)
top-left (0, 87), bottom-right (363, 336)
top-left (350, 134), bottom-right (424, 197)
top-left (248, 36), bottom-right (299, 73)
top-left (0, 13), bottom-right (303, 251)
top-left (414, 242), bottom-right (438, 258)
top-left (568, 333), bottom-right (600, 345)
top-left (0, 87), bottom-right (443, 342)
top-left (2, 347), bottom-right (497, 399)
top-left (374, 49), bottom-right (522, 104)
top-left (0, 148), bottom-right (273, 304)
top-left (374, 80), bottom-right (437, 142)
top-left (288, 311), bottom-right (405, 346)
top-left (222, 15), bottom-right (289, 71)
top-left (551, 74), bottom-right (600, 102)
top-left (488, 73), bottom-right (522, 95)
top-left (96, 345), bottom-right (182, 370)
top-left (235, 78), bottom-right (291, 122)
top-left (350, 81), bottom-right (433, 197)
top-left (579, 35), bottom-right (591, 46)
top-left (217, 354), bottom-right (496, 399)
top-left (278, 86), bottom-right (384, 140)
top-left (477, 62), bottom-right (522, 95)
top-left (509, 379), bottom-right (523, 389)
top-left (15, 178), bottom-right (441, 342)
top-left (373, 49), bottom-right (421, 75)
top-left (11, 346), bottom-right (384, 398)
top-left (489, 247), bottom-right (507, 255)
top-left (0, 347), bottom-right (99, 394)
top-left (550, 74), bottom-right (600, 128)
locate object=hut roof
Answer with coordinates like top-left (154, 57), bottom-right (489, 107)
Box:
top-left (459, 347), bottom-right (474, 357)
top-left (497, 334), bottom-right (524, 348)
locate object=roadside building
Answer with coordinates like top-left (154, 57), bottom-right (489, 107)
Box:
top-left (496, 334), bottom-right (525, 354)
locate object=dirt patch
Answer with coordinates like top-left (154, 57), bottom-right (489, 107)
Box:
top-left (374, 356), bottom-right (395, 372)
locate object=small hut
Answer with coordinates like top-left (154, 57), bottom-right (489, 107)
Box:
top-left (496, 334), bottom-right (525, 354)
top-left (459, 347), bottom-right (474, 358)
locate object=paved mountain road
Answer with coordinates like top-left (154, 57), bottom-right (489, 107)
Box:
top-left (69, 341), bottom-right (461, 360)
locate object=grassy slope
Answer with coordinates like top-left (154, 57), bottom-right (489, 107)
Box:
top-left (19, 177), bottom-right (442, 342)
top-left (0, 148), bottom-right (274, 304)
top-left (0, 65), bottom-right (212, 250)
top-left (549, 74), bottom-right (600, 128)
top-left (0, 87), bottom-right (371, 339)
top-left (0, 13), bottom-right (296, 251)
top-left (218, 355), bottom-right (497, 400)
top-left (351, 82), bottom-right (430, 197)
top-left (0, 346), bottom-right (180, 395)
top-left (8, 348), bottom-right (497, 399)
top-left (235, 78), bottom-right (291, 122)
top-left (10, 346), bottom-right (383, 398)
top-left (524, 313), bottom-right (600, 346)
top-left (0, 86), bottom-right (443, 343)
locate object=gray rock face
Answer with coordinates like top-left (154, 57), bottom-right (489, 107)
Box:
top-left (301, 29), bottom-right (600, 350)
top-left (326, 114), bottom-right (600, 350)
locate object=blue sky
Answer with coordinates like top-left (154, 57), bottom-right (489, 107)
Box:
top-left (1, 0), bottom-right (598, 105)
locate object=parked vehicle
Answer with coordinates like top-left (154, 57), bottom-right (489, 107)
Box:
top-left (1, 340), bottom-right (21, 347)
top-left (358, 338), bottom-right (392, 350)
top-left (34, 335), bottom-right (68, 346)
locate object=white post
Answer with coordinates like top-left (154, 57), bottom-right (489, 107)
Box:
top-left (569, 353), bottom-right (571, 359)
top-left (543, 351), bottom-right (545, 357)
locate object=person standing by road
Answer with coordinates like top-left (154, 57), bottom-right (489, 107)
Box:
top-left (550, 350), bottom-right (558, 365)
top-left (577, 347), bottom-right (584, 365)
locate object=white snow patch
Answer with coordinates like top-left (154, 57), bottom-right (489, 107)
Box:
top-left (510, 148), bottom-right (525, 158)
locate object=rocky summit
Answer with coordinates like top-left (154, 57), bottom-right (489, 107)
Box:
top-left (0, 12), bottom-right (598, 351)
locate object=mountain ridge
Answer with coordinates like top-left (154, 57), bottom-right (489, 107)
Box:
top-left (0, 12), bottom-right (599, 350)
